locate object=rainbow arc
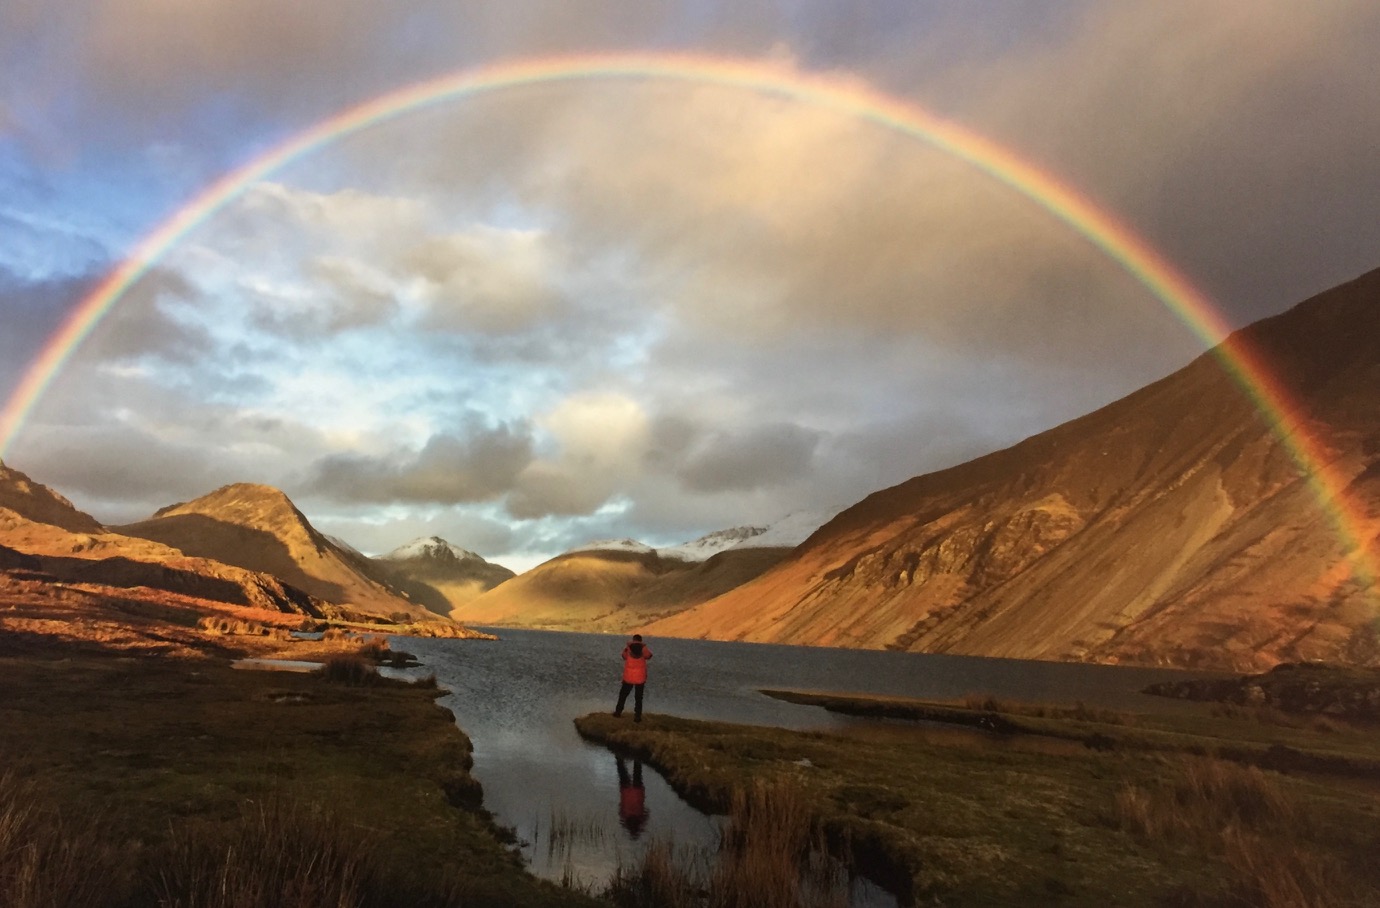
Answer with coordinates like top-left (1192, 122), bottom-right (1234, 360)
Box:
top-left (0, 52), bottom-right (1373, 592)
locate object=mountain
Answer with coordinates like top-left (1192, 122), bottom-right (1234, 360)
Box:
top-left (0, 460), bottom-right (103, 534)
top-left (451, 518), bottom-right (830, 632)
top-left (117, 483), bottom-right (437, 623)
top-left (373, 537), bottom-right (515, 619)
top-left (649, 267), bottom-right (1380, 671)
top-left (0, 466), bottom-right (323, 616)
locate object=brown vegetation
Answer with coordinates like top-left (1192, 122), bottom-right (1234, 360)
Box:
top-left (1113, 758), bottom-right (1353, 907)
top-left (605, 781), bottom-right (847, 908)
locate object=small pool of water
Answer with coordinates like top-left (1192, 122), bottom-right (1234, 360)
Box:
top-left (231, 658), bottom-right (321, 673)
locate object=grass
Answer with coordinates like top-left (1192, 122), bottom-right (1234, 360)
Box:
top-left (575, 709), bottom-right (1380, 906)
top-left (761, 688), bottom-right (1380, 776)
top-left (1112, 759), bottom-right (1356, 907)
top-left (0, 645), bottom-right (601, 908)
top-left (603, 782), bottom-right (847, 908)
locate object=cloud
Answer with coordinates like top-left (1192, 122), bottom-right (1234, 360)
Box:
top-left (306, 419), bottom-right (534, 505)
top-left (671, 422), bottom-right (821, 493)
top-left (507, 392), bottom-right (650, 518)
top-left (409, 226), bottom-right (566, 335)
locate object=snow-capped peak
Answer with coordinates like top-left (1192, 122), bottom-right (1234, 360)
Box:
top-left (384, 536), bottom-right (485, 563)
top-left (657, 526), bottom-right (769, 562)
top-left (724, 508), bottom-right (837, 551)
top-left (566, 538), bottom-right (656, 556)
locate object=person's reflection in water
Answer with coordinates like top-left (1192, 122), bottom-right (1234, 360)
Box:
top-left (615, 754), bottom-right (649, 838)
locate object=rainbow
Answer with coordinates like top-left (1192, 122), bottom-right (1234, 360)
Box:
top-left (1, 51), bottom-right (1374, 591)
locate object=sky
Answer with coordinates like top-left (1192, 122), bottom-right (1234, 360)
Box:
top-left (3, 2), bottom-right (1379, 572)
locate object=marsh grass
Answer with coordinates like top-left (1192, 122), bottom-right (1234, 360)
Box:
top-left (0, 772), bottom-right (131, 908)
top-left (546, 808), bottom-right (609, 863)
top-left (962, 693), bottom-right (1129, 725)
top-left (153, 796), bottom-right (381, 908)
top-left (321, 653), bottom-right (380, 686)
top-left (605, 782), bottom-right (847, 908)
top-left (1114, 758), bottom-right (1352, 907)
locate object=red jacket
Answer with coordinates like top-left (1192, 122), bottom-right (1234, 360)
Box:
top-left (621, 641), bottom-right (652, 683)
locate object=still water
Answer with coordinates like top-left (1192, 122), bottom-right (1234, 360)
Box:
top-left (395, 628), bottom-right (1207, 898)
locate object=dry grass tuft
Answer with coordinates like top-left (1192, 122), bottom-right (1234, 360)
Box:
top-left (1113, 758), bottom-right (1353, 907)
top-left (0, 771), bottom-right (131, 908)
top-left (153, 796), bottom-right (380, 908)
top-left (321, 654), bottom-right (380, 686)
top-left (606, 782), bottom-right (846, 908)
top-left (196, 616), bottom-right (291, 639)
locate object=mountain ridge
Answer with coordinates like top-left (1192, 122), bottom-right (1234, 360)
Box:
top-left (648, 266), bottom-right (1380, 670)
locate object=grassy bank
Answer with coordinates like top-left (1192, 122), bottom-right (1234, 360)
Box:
top-left (0, 643), bottom-right (599, 908)
top-left (575, 708), bottom-right (1380, 906)
top-left (760, 689), bottom-right (1380, 776)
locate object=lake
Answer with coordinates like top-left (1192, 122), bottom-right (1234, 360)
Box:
top-left (394, 628), bottom-right (1210, 900)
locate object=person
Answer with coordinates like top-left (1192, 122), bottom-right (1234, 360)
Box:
top-left (615, 754), bottom-right (648, 837)
top-left (613, 633), bottom-right (652, 722)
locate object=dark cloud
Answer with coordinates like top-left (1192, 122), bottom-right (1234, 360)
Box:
top-left (307, 420), bottom-right (534, 505)
top-left (12, 423), bottom-right (247, 522)
top-left (675, 422), bottom-right (821, 493)
top-left (80, 267), bottom-right (215, 365)
top-left (0, 268), bottom-right (93, 394)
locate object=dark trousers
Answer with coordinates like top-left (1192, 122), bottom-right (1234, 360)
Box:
top-left (615, 682), bottom-right (645, 718)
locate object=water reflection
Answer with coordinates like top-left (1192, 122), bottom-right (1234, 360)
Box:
top-left (616, 755), bottom-right (649, 838)
top-left (396, 627), bottom-right (1208, 901)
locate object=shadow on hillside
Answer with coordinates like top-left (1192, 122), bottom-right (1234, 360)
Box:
top-left (119, 514), bottom-right (348, 604)
top-left (39, 555), bottom-right (272, 606)
top-left (381, 576), bottom-right (453, 617)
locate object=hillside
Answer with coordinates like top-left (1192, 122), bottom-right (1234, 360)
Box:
top-left (0, 459), bottom-right (104, 534)
top-left (117, 483), bottom-right (438, 623)
top-left (452, 545), bottom-right (794, 633)
top-left (0, 464), bottom-right (322, 615)
top-left (649, 267), bottom-right (1380, 671)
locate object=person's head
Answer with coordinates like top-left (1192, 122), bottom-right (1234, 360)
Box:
top-left (632, 633), bottom-right (643, 642)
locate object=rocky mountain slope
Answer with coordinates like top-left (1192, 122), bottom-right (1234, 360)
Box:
top-left (0, 460), bottom-right (103, 534)
top-left (649, 267), bottom-right (1380, 671)
top-left (116, 483), bottom-right (437, 623)
top-left (373, 537), bottom-right (516, 619)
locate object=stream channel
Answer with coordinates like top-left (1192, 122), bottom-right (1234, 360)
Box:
top-left (393, 628), bottom-right (1206, 903)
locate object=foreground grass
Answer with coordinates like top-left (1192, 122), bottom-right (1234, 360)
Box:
top-left (575, 710), bottom-right (1380, 906)
top-left (0, 647), bottom-right (599, 908)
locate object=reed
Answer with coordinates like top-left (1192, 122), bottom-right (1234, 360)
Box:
top-left (1113, 757), bottom-right (1350, 906)
top-left (321, 653), bottom-right (380, 686)
top-left (0, 771), bottom-right (130, 908)
top-left (153, 796), bottom-right (380, 908)
top-left (604, 782), bottom-right (846, 908)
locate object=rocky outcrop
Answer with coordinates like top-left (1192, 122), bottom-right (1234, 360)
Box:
top-left (1146, 663), bottom-right (1380, 722)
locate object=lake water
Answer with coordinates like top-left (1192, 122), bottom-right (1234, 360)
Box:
top-left (394, 628), bottom-right (1211, 900)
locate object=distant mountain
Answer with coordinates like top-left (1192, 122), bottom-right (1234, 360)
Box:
top-left (373, 536), bottom-right (515, 619)
top-left (0, 469), bottom-right (322, 616)
top-left (649, 267), bottom-right (1380, 671)
top-left (0, 460), bottom-right (103, 534)
top-left (117, 483), bottom-right (438, 624)
top-left (451, 515), bottom-right (832, 632)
